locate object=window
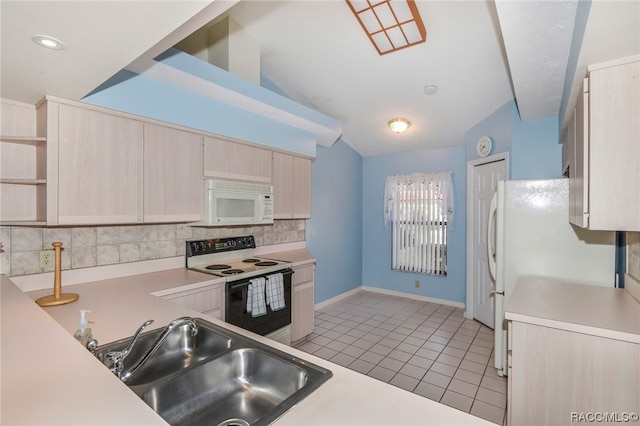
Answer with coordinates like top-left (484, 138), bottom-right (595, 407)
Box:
top-left (384, 173), bottom-right (454, 276)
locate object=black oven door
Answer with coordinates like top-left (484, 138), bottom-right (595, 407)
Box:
top-left (225, 269), bottom-right (292, 336)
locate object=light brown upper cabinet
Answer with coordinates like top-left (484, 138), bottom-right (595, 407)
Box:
top-left (2, 96), bottom-right (315, 226)
top-left (143, 123), bottom-right (203, 223)
top-left (203, 136), bottom-right (272, 183)
top-left (567, 80), bottom-right (589, 228)
top-left (568, 55), bottom-right (640, 231)
top-left (55, 102), bottom-right (144, 225)
top-left (27, 98), bottom-right (204, 226)
top-left (272, 152), bottom-right (311, 219)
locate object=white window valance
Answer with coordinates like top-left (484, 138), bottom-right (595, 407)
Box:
top-left (384, 172), bottom-right (454, 227)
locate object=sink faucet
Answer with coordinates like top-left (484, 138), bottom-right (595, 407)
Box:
top-left (105, 317), bottom-right (198, 383)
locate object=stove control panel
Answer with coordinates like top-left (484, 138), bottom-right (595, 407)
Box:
top-left (186, 235), bottom-right (256, 257)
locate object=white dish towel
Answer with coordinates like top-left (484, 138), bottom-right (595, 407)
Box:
top-left (266, 273), bottom-right (286, 311)
top-left (246, 277), bottom-right (267, 317)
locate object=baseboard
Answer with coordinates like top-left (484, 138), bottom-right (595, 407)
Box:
top-left (361, 286), bottom-right (465, 309)
top-left (314, 287), bottom-right (363, 310)
top-left (314, 285), bottom-right (465, 311)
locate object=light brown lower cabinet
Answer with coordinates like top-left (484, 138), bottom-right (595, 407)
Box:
top-left (507, 321), bottom-right (639, 426)
top-left (291, 263), bottom-right (315, 342)
top-left (158, 283), bottom-right (224, 320)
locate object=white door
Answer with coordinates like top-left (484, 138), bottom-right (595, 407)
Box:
top-left (472, 159), bottom-right (506, 328)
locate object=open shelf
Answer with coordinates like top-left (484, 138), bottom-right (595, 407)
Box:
top-left (1, 134), bottom-right (47, 225)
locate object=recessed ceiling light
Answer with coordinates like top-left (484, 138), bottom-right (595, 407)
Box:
top-left (424, 84), bottom-right (438, 95)
top-left (31, 34), bottom-right (66, 50)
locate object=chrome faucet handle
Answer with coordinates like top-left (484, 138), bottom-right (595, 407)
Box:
top-left (104, 350), bottom-right (125, 377)
top-left (86, 338), bottom-right (99, 355)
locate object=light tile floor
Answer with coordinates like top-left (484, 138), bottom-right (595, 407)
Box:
top-left (293, 291), bottom-right (507, 425)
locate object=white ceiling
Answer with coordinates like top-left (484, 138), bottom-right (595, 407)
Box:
top-left (2, 1), bottom-right (639, 157)
top-left (225, 0), bottom-right (514, 156)
top-left (0, 1), bottom-right (210, 103)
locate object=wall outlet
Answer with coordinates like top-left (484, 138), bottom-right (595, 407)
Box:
top-left (414, 279), bottom-right (420, 288)
top-left (40, 250), bottom-right (54, 268)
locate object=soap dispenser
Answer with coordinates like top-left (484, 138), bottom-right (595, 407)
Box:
top-left (74, 309), bottom-right (93, 346)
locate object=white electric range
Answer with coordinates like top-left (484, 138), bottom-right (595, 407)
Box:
top-left (186, 236), bottom-right (293, 344)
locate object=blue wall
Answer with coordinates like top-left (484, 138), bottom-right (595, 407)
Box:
top-left (465, 100), bottom-right (514, 161)
top-left (511, 109), bottom-right (562, 179)
top-left (362, 145), bottom-right (468, 304)
top-left (84, 61), bottom-right (322, 157)
top-left (465, 100), bottom-right (562, 180)
top-left (356, 100), bottom-right (561, 306)
top-left (307, 140), bottom-right (363, 302)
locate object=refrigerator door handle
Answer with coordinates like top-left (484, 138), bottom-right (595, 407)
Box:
top-left (487, 192), bottom-right (498, 281)
top-left (494, 292), bottom-right (507, 375)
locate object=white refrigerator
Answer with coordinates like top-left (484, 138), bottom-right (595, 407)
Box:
top-left (487, 179), bottom-right (616, 376)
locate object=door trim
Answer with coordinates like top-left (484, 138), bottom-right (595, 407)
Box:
top-left (464, 152), bottom-right (509, 320)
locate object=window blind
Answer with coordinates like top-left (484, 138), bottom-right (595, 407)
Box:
top-left (384, 172), bottom-right (454, 276)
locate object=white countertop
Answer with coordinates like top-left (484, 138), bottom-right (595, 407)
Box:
top-left (1, 250), bottom-right (496, 426)
top-left (254, 246), bottom-right (317, 266)
top-left (505, 276), bottom-right (640, 343)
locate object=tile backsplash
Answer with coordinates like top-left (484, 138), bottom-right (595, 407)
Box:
top-left (0, 220), bottom-right (306, 277)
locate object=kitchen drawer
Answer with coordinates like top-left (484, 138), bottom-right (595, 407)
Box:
top-left (293, 264), bottom-right (314, 284)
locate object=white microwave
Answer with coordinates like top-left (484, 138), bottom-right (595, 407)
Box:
top-left (198, 179), bottom-right (274, 226)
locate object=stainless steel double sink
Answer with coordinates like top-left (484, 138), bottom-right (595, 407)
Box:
top-left (94, 318), bottom-right (332, 426)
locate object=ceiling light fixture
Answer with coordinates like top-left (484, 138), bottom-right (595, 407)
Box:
top-left (345, 0), bottom-right (427, 55)
top-left (31, 34), bottom-right (66, 50)
top-left (424, 84), bottom-right (438, 95)
top-left (388, 118), bottom-right (410, 134)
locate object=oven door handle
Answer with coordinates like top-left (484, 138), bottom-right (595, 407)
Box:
top-left (227, 269), bottom-right (294, 289)
top-left (227, 268), bottom-right (294, 291)
top-left (228, 280), bottom-right (252, 291)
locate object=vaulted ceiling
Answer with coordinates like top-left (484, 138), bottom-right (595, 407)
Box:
top-left (2, 1), bottom-right (638, 156)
